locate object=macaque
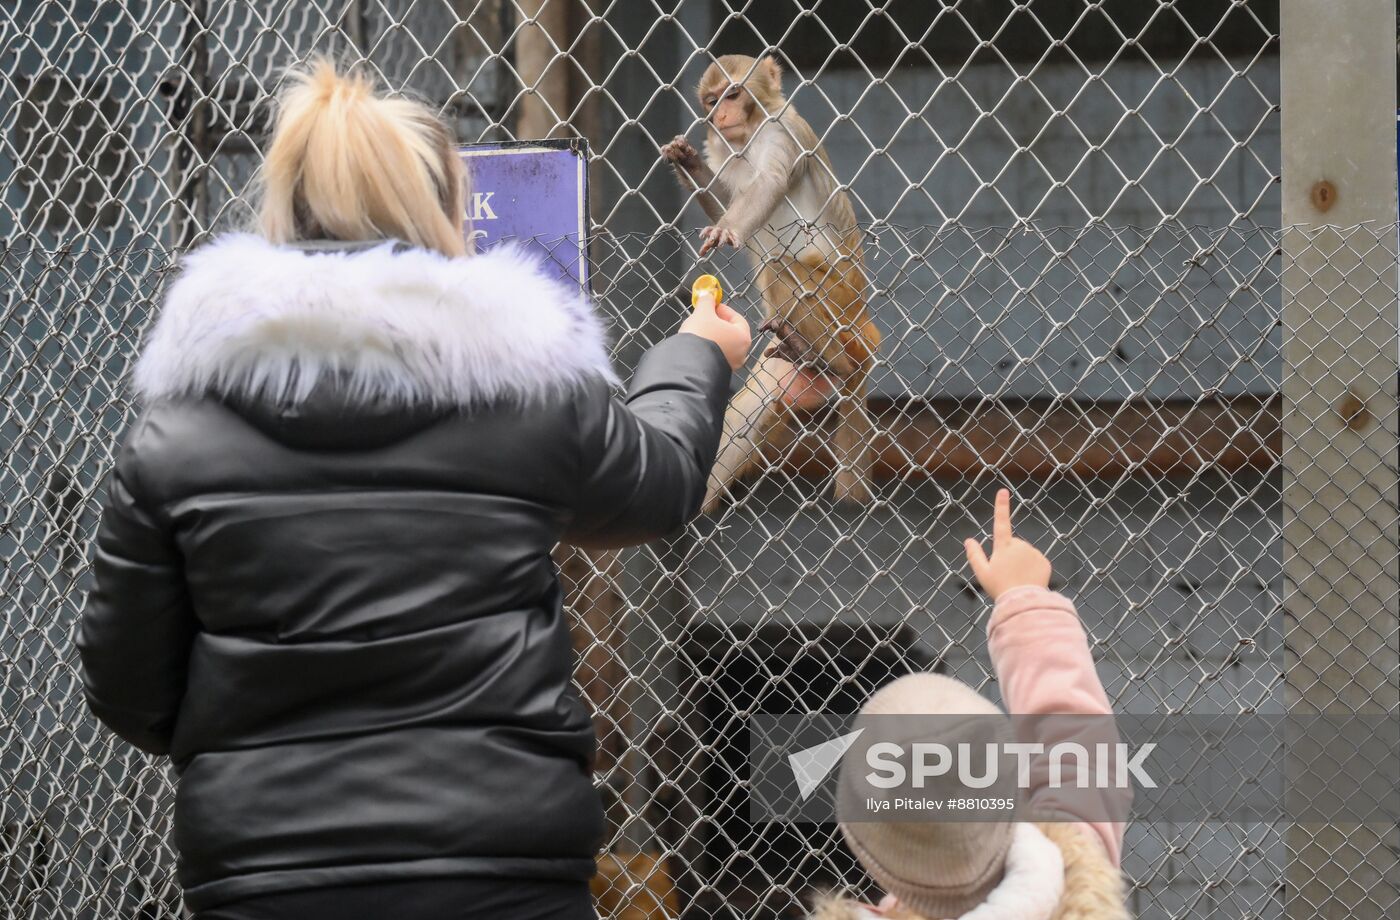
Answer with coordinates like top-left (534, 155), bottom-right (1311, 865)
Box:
top-left (661, 54), bottom-right (881, 509)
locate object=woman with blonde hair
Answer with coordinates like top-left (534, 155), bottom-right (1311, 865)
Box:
top-left (78, 59), bottom-right (749, 920)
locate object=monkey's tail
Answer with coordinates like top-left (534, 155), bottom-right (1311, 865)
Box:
top-left (702, 354), bottom-right (792, 514)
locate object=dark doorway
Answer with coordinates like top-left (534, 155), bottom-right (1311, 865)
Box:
top-left (670, 622), bottom-right (938, 919)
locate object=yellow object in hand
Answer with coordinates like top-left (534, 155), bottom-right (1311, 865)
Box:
top-left (691, 274), bottom-right (723, 308)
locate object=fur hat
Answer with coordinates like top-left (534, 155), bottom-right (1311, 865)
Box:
top-left (836, 674), bottom-right (1016, 918)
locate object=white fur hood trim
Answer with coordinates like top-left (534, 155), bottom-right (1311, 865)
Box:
top-left (818, 824), bottom-right (1065, 920)
top-left (133, 233), bottom-right (618, 407)
top-left (955, 825), bottom-right (1064, 920)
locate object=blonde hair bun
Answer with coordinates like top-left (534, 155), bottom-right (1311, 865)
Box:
top-left (258, 57), bottom-right (469, 257)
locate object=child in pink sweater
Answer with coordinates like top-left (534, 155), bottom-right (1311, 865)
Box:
top-left (818, 489), bottom-right (1130, 920)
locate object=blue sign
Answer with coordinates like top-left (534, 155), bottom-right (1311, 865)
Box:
top-left (458, 139), bottom-right (590, 291)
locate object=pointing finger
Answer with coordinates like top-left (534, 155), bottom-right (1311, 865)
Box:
top-left (993, 488), bottom-right (1012, 551)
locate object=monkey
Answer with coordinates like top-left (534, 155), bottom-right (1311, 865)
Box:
top-left (660, 54), bottom-right (881, 510)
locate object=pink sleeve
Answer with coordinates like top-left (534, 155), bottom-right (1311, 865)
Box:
top-left (986, 585), bottom-right (1126, 867)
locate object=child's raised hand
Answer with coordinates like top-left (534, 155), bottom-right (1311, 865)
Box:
top-left (964, 489), bottom-right (1052, 601)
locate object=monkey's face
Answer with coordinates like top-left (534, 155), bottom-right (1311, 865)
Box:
top-left (702, 80), bottom-right (755, 145)
top-left (699, 56), bottom-right (786, 148)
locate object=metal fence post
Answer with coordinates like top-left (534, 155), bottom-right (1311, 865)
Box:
top-left (1281, 2), bottom-right (1400, 916)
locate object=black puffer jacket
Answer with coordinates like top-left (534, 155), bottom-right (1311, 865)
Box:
top-left (78, 234), bottom-right (731, 911)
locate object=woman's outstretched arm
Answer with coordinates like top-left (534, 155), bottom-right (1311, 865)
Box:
top-left (565, 331), bottom-right (734, 548)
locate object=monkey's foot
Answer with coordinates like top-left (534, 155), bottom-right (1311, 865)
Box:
top-left (760, 316), bottom-right (858, 380)
top-left (760, 319), bottom-right (841, 410)
top-left (758, 316), bottom-right (817, 365)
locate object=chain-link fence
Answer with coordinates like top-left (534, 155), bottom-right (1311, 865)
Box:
top-left (2, 2), bottom-right (1396, 919)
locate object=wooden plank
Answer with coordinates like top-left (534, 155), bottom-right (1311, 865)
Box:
top-left (748, 396), bottom-right (1280, 482)
top-left (515, 0), bottom-right (572, 140)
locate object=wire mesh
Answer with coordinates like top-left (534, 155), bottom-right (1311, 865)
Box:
top-left (1, 2), bottom-right (1394, 920)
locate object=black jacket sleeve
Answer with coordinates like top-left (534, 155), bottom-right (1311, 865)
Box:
top-left (565, 332), bottom-right (732, 548)
top-left (77, 416), bottom-right (196, 755)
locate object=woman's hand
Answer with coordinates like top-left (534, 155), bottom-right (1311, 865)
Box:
top-left (964, 488), bottom-right (1052, 601)
top-left (680, 290), bottom-right (751, 371)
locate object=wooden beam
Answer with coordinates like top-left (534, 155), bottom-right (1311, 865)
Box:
top-left (514, 0), bottom-right (571, 139)
top-left (753, 396), bottom-right (1280, 483)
